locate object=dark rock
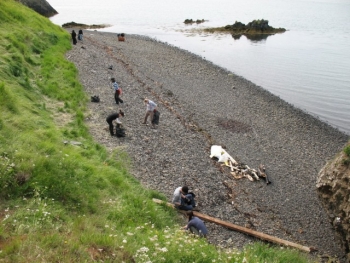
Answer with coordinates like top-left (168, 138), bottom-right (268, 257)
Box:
top-left (62, 21), bottom-right (109, 29)
top-left (226, 19), bottom-right (286, 35)
top-left (184, 19), bottom-right (205, 24)
top-left (17, 0), bottom-right (58, 17)
top-left (317, 143), bottom-right (350, 262)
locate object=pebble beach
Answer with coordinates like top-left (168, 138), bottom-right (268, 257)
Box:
top-left (65, 30), bottom-right (349, 261)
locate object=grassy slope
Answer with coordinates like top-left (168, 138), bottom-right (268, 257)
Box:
top-left (0, 0), bottom-right (310, 262)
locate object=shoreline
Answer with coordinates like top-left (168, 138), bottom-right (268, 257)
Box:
top-left (66, 30), bottom-right (349, 261)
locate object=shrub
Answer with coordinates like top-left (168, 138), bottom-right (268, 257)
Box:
top-left (344, 145), bottom-right (350, 157)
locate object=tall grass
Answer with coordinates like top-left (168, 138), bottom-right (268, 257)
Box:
top-left (0, 0), bottom-right (312, 262)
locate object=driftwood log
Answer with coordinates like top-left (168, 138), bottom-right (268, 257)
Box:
top-left (153, 198), bottom-right (316, 253)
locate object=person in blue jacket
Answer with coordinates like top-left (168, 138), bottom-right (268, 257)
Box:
top-left (78, 29), bottom-right (83, 40)
top-left (183, 211), bottom-right (208, 238)
top-left (111, 78), bottom-right (123, 104)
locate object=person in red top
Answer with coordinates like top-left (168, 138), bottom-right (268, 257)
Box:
top-left (118, 33), bottom-right (125, 41)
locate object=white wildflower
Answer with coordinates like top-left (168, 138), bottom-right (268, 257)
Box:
top-left (158, 247), bottom-right (168, 252)
top-left (137, 247), bottom-right (149, 253)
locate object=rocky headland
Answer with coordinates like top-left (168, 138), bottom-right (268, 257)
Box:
top-left (317, 143), bottom-right (350, 261)
top-left (17, 0), bottom-right (57, 17)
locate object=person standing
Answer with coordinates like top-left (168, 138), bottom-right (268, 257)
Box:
top-left (78, 29), bottom-right (83, 41)
top-left (143, 98), bottom-right (157, 128)
top-left (111, 78), bottom-right (123, 104)
top-left (71, 30), bottom-right (77, 45)
top-left (182, 211), bottom-right (208, 238)
top-left (106, 110), bottom-right (124, 136)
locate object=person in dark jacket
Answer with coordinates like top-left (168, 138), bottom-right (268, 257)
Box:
top-left (78, 29), bottom-right (83, 40)
top-left (71, 30), bottom-right (77, 45)
top-left (78, 29), bottom-right (83, 41)
top-left (106, 110), bottom-right (125, 136)
top-left (183, 211), bottom-right (208, 238)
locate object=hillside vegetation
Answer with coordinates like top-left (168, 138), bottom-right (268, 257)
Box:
top-left (0, 0), bottom-right (310, 262)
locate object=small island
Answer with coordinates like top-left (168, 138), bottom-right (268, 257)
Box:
top-left (204, 19), bottom-right (286, 36)
top-left (184, 19), bottom-right (206, 25)
top-left (62, 22), bottom-right (110, 30)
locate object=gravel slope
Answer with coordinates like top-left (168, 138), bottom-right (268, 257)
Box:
top-left (65, 30), bottom-right (349, 262)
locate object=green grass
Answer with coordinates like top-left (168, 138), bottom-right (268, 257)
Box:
top-left (342, 143), bottom-right (350, 165)
top-left (0, 0), bottom-right (312, 262)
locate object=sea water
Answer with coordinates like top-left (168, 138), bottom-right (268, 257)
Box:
top-left (48, 0), bottom-right (350, 135)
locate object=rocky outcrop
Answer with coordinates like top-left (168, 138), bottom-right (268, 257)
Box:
top-left (62, 22), bottom-right (109, 30)
top-left (184, 19), bottom-right (205, 24)
top-left (225, 19), bottom-right (286, 35)
top-left (204, 19), bottom-right (286, 36)
top-left (317, 143), bottom-right (350, 261)
top-left (17, 0), bottom-right (57, 17)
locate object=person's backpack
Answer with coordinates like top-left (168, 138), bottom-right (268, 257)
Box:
top-left (115, 127), bottom-right (126, 137)
top-left (152, 110), bottom-right (160, 125)
top-left (117, 88), bottom-right (122, 95)
top-left (91, 95), bottom-right (100, 102)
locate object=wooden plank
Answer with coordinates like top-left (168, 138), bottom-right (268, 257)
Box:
top-left (152, 198), bottom-right (316, 253)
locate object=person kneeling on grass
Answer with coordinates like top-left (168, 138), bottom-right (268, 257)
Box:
top-left (183, 211), bottom-right (208, 238)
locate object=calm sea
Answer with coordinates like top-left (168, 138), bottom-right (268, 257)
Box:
top-left (48, 0), bottom-right (350, 135)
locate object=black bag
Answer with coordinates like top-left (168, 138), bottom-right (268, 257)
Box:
top-left (115, 127), bottom-right (126, 137)
top-left (91, 95), bottom-right (100, 102)
top-left (152, 110), bottom-right (160, 125)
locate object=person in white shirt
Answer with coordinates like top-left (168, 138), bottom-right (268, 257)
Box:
top-left (142, 98), bottom-right (157, 128)
top-left (172, 186), bottom-right (196, 211)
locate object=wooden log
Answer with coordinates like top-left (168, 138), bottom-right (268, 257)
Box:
top-left (152, 198), bottom-right (316, 253)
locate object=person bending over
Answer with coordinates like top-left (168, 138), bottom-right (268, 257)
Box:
top-left (183, 211), bottom-right (208, 238)
top-left (143, 98), bottom-right (157, 128)
top-left (106, 110), bottom-right (124, 136)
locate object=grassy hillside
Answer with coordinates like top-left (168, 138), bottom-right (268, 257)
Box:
top-left (0, 0), bottom-right (311, 262)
